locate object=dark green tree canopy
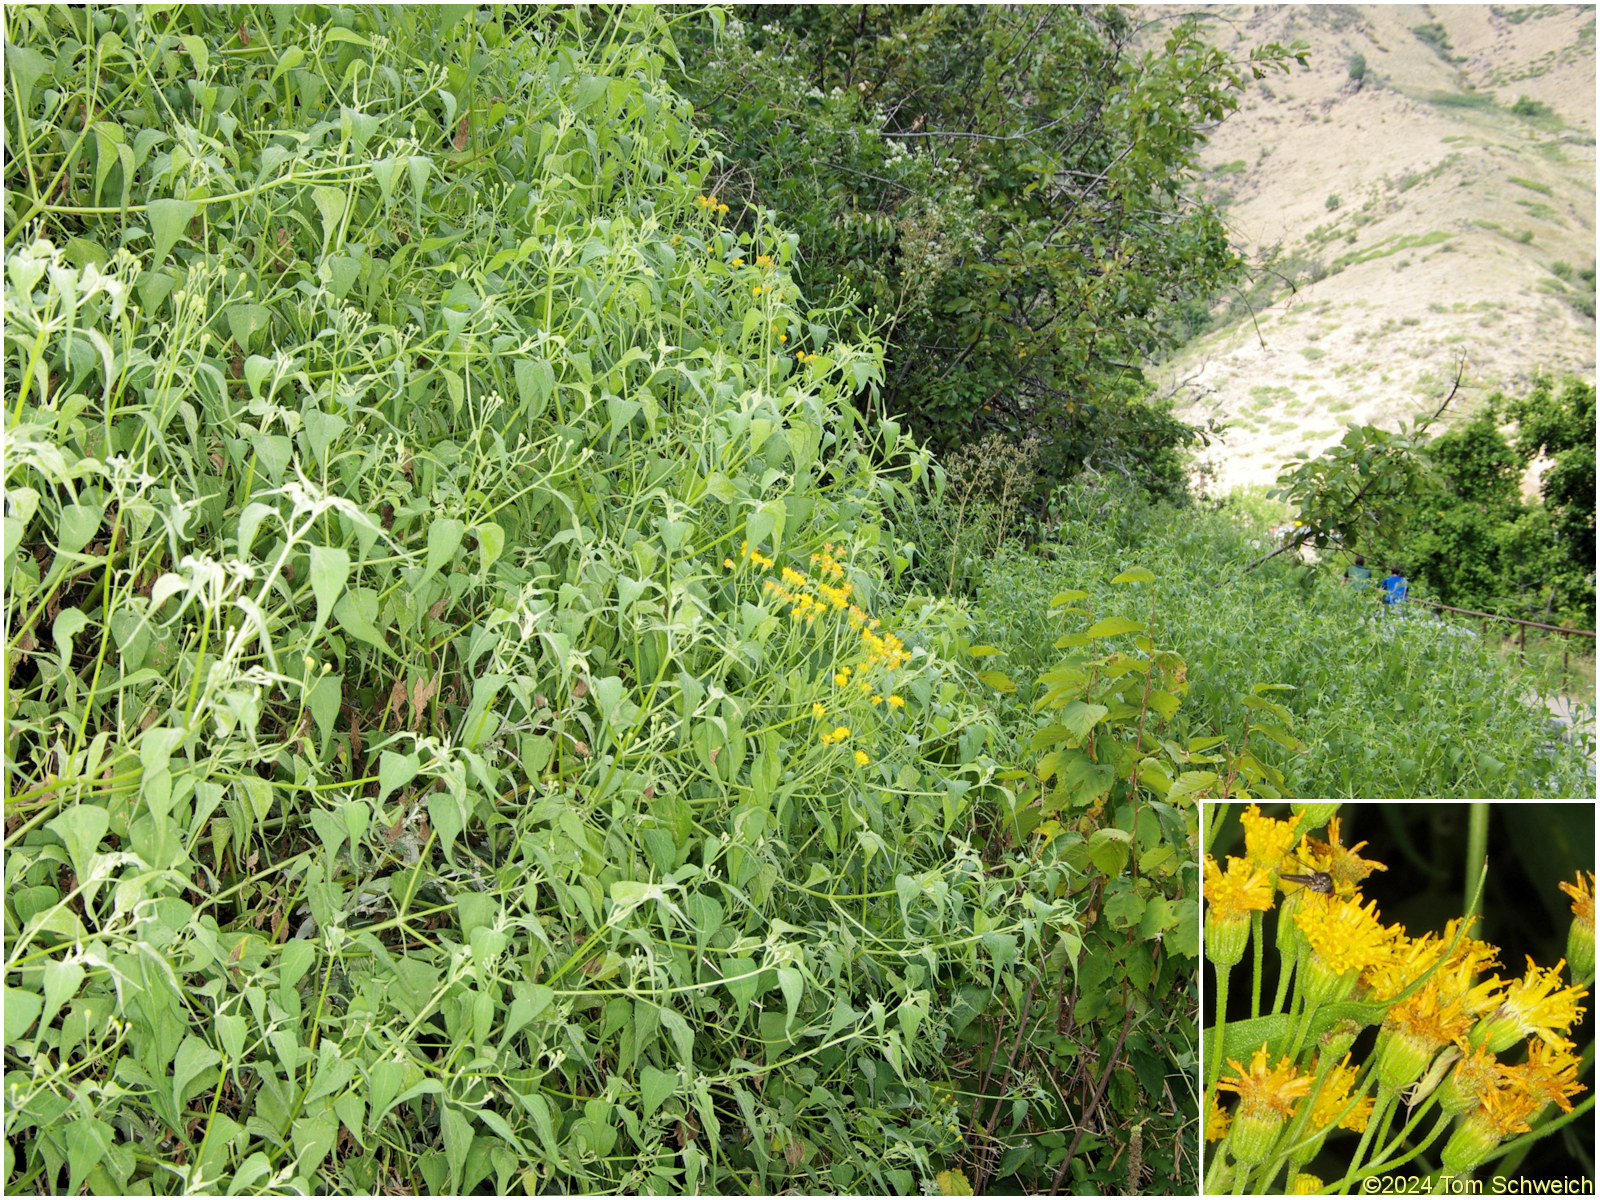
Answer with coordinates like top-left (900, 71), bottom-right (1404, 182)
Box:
top-left (672, 5), bottom-right (1306, 493)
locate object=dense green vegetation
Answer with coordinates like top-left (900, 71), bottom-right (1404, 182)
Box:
top-left (966, 482), bottom-right (1593, 801)
top-left (667, 5), bottom-right (1307, 497)
top-left (3, 6), bottom-right (1589, 1198)
top-left (1361, 379), bottom-right (1595, 630)
top-left (0, 6), bottom-right (1218, 1195)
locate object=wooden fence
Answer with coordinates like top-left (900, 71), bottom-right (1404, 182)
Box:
top-left (1407, 597), bottom-right (1595, 694)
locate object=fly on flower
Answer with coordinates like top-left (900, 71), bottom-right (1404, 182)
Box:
top-left (1277, 855), bottom-right (1334, 899)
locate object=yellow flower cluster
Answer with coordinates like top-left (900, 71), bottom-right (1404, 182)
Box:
top-left (696, 193), bottom-right (730, 214)
top-left (755, 254), bottom-right (774, 268)
top-left (1205, 806), bottom-right (1591, 1175)
top-left (796, 351), bottom-right (821, 364)
top-left (737, 540), bottom-right (775, 570)
top-left (728, 540), bottom-right (912, 768)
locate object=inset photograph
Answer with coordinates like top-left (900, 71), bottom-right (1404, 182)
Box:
top-left (1201, 802), bottom-right (1593, 1194)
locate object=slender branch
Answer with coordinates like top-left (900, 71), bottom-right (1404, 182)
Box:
top-left (1050, 978), bottom-right (1138, 1194)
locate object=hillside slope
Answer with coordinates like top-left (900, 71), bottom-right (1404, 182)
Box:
top-left (1143, 4), bottom-right (1596, 494)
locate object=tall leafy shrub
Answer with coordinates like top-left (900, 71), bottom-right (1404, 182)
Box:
top-left (670, 6), bottom-right (1307, 492)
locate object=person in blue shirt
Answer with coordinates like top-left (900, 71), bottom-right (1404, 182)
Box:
top-left (1380, 565), bottom-right (1409, 607)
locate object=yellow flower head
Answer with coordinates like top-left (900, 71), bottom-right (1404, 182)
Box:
top-left (1473, 1075), bottom-right (1544, 1138)
top-left (1560, 871), bottom-right (1595, 930)
top-left (1481, 956), bottom-right (1589, 1051)
top-left (731, 256), bottom-right (745, 267)
top-left (854, 750), bottom-right (869, 766)
top-left (887, 694), bottom-right (906, 708)
top-left (1295, 895), bottom-right (1397, 978)
top-left (756, 254), bottom-right (773, 268)
top-left (1506, 1038), bottom-right (1587, 1114)
top-left (1239, 803), bottom-right (1298, 872)
top-left (1382, 972), bottom-right (1480, 1056)
top-left (1308, 1054), bottom-right (1374, 1134)
top-left (1303, 817), bottom-right (1388, 894)
top-left (1205, 1095), bottom-right (1231, 1143)
top-left (834, 671), bottom-right (850, 687)
top-left (723, 557), bottom-right (735, 570)
top-left (812, 702), bottom-right (826, 719)
top-left (1441, 1041), bottom-right (1504, 1114)
top-left (1366, 917), bottom-right (1501, 1010)
top-left (830, 726), bottom-right (850, 742)
top-left (1215, 1043), bottom-right (1312, 1122)
top-left (1203, 855), bottom-right (1275, 923)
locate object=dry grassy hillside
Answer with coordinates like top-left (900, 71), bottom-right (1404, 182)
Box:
top-left (1142, 4), bottom-right (1596, 495)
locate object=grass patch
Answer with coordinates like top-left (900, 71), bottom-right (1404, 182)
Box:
top-left (1301, 346), bottom-right (1326, 362)
top-left (1516, 200), bottom-right (1561, 223)
top-left (1510, 175), bottom-right (1554, 196)
top-left (1332, 231), bottom-right (1451, 271)
top-left (1249, 385), bottom-right (1295, 405)
top-left (974, 495), bottom-right (1593, 799)
top-left (1425, 90), bottom-right (1497, 111)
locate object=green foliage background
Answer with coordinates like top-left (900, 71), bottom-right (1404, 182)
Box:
top-left (3, 6), bottom-right (1589, 1198)
top-left (667, 5), bottom-right (1306, 498)
top-left (3, 6), bottom-right (1203, 1195)
top-left (1359, 379), bottom-right (1596, 629)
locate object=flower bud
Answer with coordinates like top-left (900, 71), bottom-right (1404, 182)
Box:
top-left (1439, 1110), bottom-right (1503, 1175)
top-left (1228, 1109), bottom-right (1284, 1165)
top-left (1566, 912), bottom-right (1594, 986)
top-left (1206, 910), bottom-right (1251, 967)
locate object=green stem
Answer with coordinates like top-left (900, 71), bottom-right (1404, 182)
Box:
top-left (1207, 962), bottom-right (1233, 1096)
top-left (1463, 803), bottom-right (1488, 923)
top-left (1347, 1086), bottom-right (1397, 1179)
top-left (1251, 909), bottom-right (1265, 1019)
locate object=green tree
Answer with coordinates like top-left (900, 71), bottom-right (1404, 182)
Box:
top-left (1370, 409), bottom-right (1540, 615)
top-left (672, 5), bottom-right (1306, 495)
top-left (1510, 376), bottom-right (1596, 624)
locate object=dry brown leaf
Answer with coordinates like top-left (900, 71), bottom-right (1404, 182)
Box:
top-left (572, 740), bottom-right (590, 758)
top-left (454, 116), bottom-right (470, 152)
top-left (571, 678), bottom-right (589, 700)
top-left (386, 678), bottom-right (407, 726)
top-left (410, 674), bottom-right (440, 728)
